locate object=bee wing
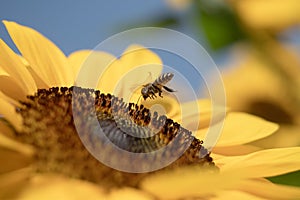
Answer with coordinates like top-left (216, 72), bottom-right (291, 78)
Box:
top-left (143, 72), bottom-right (153, 84)
top-left (129, 84), bottom-right (143, 96)
top-left (129, 72), bottom-right (153, 91)
top-left (163, 85), bottom-right (176, 92)
top-left (127, 72), bottom-right (153, 102)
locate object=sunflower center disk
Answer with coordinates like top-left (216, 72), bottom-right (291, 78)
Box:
top-left (16, 86), bottom-right (216, 187)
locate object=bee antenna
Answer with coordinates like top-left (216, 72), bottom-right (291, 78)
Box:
top-left (136, 95), bottom-right (142, 105)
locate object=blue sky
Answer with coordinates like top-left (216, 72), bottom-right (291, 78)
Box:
top-left (0, 1), bottom-right (229, 99)
top-left (0, 1), bottom-right (180, 55)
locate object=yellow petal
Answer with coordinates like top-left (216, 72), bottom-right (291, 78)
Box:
top-left (0, 131), bottom-right (34, 157)
top-left (238, 179), bottom-right (300, 200)
top-left (138, 95), bottom-right (181, 120)
top-left (173, 99), bottom-right (227, 131)
top-left (17, 173), bottom-right (106, 200)
top-left (219, 47), bottom-right (289, 113)
top-left (212, 190), bottom-right (268, 200)
top-left (26, 66), bottom-right (49, 89)
top-left (16, 55), bottom-right (49, 88)
top-left (251, 124), bottom-right (300, 148)
top-left (96, 55), bottom-right (122, 94)
top-left (234, 0), bottom-right (300, 30)
top-left (0, 75), bottom-right (27, 101)
top-left (0, 151), bottom-right (30, 174)
top-left (0, 39), bottom-right (37, 95)
top-left (220, 147), bottom-right (300, 178)
top-left (213, 144), bottom-right (262, 156)
top-left (69, 50), bottom-right (119, 92)
top-left (196, 112), bottom-right (278, 147)
top-left (0, 67), bottom-right (8, 76)
top-left (0, 94), bottom-right (22, 131)
top-left (97, 44), bottom-right (163, 97)
top-left (108, 187), bottom-right (154, 200)
top-left (0, 167), bottom-right (31, 199)
top-left (0, 128), bottom-right (33, 174)
top-left (141, 166), bottom-right (244, 199)
top-left (67, 50), bottom-right (91, 79)
top-left (0, 120), bottom-right (14, 138)
top-left (172, 99), bottom-right (209, 129)
top-left (3, 20), bottom-right (73, 86)
top-left (116, 44), bottom-right (163, 98)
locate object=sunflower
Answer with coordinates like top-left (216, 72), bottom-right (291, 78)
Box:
top-left (228, 0), bottom-right (300, 31)
top-left (217, 43), bottom-right (300, 149)
top-left (1, 21), bottom-right (300, 200)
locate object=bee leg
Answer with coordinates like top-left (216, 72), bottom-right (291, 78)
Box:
top-left (150, 92), bottom-right (156, 99)
top-left (159, 92), bottom-right (163, 98)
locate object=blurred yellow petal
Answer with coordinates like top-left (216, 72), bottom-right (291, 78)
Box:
top-left (139, 94), bottom-right (181, 119)
top-left (0, 131), bottom-right (33, 157)
top-left (0, 120), bottom-right (14, 138)
top-left (0, 88), bottom-right (21, 107)
top-left (213, 144), bottom-right (262, 156)
top-left (68, 50), bottom-right (112, 82)
top-left (108, 187), bottom-right (154, 200)
top-left (0, 39), bottom-right (37, 95)
top-left (173, 99), bottom-right (227, 131)
top-left (239, 179), bottom-right (300, 200)
top-left (141, 166), bottom-right (244, 199)
top-left (0, 144), bottom-right (32, 174)
top-left (0, 66), bottom-right (8, 76)
top-left (196, 112), bottom-right (278, 147)
top-left (119, 44), bottom-right (162, 89)
top-left (165, 0), bottom-right (192, 11)
top-left (68, 50), bottom-right (92, 76)
top-left (3, 20), bottom-right (73, 86)
top-left (212, 190), bottom-right (268, 200)
top-left (0, 125), bottom-right (33, 175)
top-left (0, 75), bottom-right (27, 101)
top-left (232, 0), bottom-right (300, 30)
top-left (220, 147), bottom-right (300, 178)
top-left (218, 44), bottom-right (300, 148)
top-left (0, 167), bottom-right (31, 199)
top-left (219, 47), bottom-right (288, 113)
top-left (96, 55), bottom-right (122, 94)
top-left (172, 99), bottom-right (209, 129)
top-left (67, 50), bottom-right (91, 79)
top-left (0, 94), bottom-right (22, 131)
top-left (17, 174), bottom-right (106, 200)
top-left (253, 124), bottom-right (300, 148)
top-left (69, 50), bottom-right (120, 93)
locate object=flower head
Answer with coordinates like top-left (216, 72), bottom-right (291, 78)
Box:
top-left (0, 21), bottom-right (300, 199)
top-left (218, 43), bottom-right (300, 148)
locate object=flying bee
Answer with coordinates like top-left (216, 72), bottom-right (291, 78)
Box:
top-left (137, 72), bottom-right (176, 104)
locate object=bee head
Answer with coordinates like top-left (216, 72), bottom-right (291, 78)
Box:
top-left (141, 87), bottom-right (148, 99)
top-left (141, 87), bottom-right (147, 95)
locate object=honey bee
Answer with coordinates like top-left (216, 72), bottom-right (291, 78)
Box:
top-left (137, 72), bottom-right (176, 104)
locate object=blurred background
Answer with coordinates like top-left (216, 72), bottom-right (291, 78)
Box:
top-left (1, 0), bottom-right (299, 187)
